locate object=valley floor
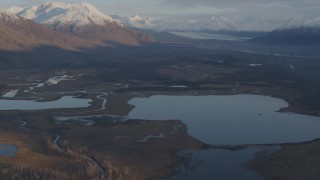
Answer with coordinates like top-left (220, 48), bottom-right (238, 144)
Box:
top-left (0, 44), bottom-right (319, 179)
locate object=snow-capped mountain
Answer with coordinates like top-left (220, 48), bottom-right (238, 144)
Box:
top-left (128, 15), bottom-right (153, 28)
top-left (247, 13), bottom-right (320, 46)
top-left (176, 16), bottom-right (234, 31)
top-left (15, 2), bottom-right (122, 27)
top-left (0, 11), bottom-right (103, 51)
top-left (280, 15), bottom-right (320, 29)
top-left (4, 6), bottom-right (24, 14)
top-left (0, 11), bottom-right (21, 23)
top-left (206, 16), bottom-right (235, 30)
top-left (112, 14), bottom-right (154, 29)
top-left (116, 14), bottom-right (289, 32)
top-left (249, 15), bottom-right (320, 46)
top-left (0, 11), bottom-right (34, 51)
top-left (119, 14), bottom-right (320, 32)
top-left (116, 15), bottom-right (234, 31)
top-left (9, 2), bottom-right (154, 45)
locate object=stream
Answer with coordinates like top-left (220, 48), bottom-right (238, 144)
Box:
top-left (52, 134), bottom-right (107, 180)
top-left (137, 124), bottom-right (183, 143)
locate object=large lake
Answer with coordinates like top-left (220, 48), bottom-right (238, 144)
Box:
top-left (0, 96), bottom-right (92, 111)
top-left (129, 95), bottom-right (320, 145)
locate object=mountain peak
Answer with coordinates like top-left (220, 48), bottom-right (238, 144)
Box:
top-left (279, 15), bottom-right (320, 30)
top-left (5, 6), bottom-right (24, 14)
top-left (12, 2), bottom-right (122, 27)
top-left (130, 14), bottom-right (143, 21)
top-left (127, 14), bottom-right (153, 28)
top-left (0, 11), bottom-right (21, 23)
top-left (40, 2), bottom-right (69, 8)
top-left (6, 2), bottom-right (154, 45)
top-left (207, 16), bottom-right (234, 30)
top-left (210, 16), bottom-right (229, 22)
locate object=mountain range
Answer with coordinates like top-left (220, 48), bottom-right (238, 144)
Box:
top-left (116, 14), bottom-right (320, 34)
top-left (248, 15), bottom-right (320, 46)
top-left (114, 15), bottom-right (294, 32)
top-left (122, 14), bottom-right (320, 46)
top-left (249, 26), bottom-right (320, 46)
top-left (2, 1), bottom-right (320, 50)
top-left (6, 2), bottom-right (320, 33)
top-left (1, 2), bottom-right (154, 51)
top-left (114, 15), bottom-right (236, 32)
top-left (0, 11), bottom-right (105, 51)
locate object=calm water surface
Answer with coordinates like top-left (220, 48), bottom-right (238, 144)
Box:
top-left (166, 147), bottom-right (267, 180)
top-left (0, 144), bottom-right (18, 158)
top-left (129, 94), bottom-right (319, 179)
top-left (129, 95), bottom-right (320, 145)
top-left (0, 96), bottom-right (92, 111)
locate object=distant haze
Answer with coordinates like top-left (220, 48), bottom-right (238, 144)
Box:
top-left (3, 0), bottom-right (320, 32)
top-left (2, 0), bottom-right (320, 18)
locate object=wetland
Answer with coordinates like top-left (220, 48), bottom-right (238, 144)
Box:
top-left (0, 43), bottom-right (319, 179)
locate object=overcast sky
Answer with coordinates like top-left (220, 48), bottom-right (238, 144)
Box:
top-left (1, 0), bottom-right (320, 18)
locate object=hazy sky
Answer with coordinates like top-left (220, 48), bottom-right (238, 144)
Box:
top-left (1, 0), bottom-right (320, 18)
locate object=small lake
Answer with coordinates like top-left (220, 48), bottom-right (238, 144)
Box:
top-left (0, 144), bottom-right (18, 158)
top-left (129, 95), bottom-right (320, 145)
top-left (0, 96), bottom-right (92, 111)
